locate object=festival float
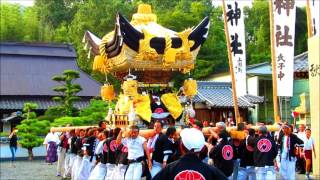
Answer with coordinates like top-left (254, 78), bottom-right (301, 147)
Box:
top-left (82, 4), bottom-right (209, 129)
top-left (52, 3), bottom-right (279, 138)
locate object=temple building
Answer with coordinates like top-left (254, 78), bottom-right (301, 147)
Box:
top-left (206, 52), bottom-right (310, 125)
top-left (0, 42), bottom-right (101, 133)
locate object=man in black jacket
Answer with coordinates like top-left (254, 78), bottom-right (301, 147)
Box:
top-left (253, 126), bottom-right (278, 180)
top-left (150, 126), bottom-right (176, 178)
top-left (238, 128), bottom-right (256, 180)
top-left (153, 128), bottom-right (227, 180)
top-left (104, 128), bottom-right (121, 179)
top-left (209, 130), bottom-right (234, 178)
top-left (278, 124), bottom-right (304, 179)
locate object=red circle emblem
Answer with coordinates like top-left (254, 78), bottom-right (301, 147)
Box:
top-left (222, 145), bottom-right (233, 160)
top-left (121, 145), bottom-right (128, 153)
top-left (154, 108), bottom-right (164, 114)
top-left (174, 170), bottom-right (205, 180)
top-left (257, 138), bottom-right (272, 152)
top-left (110, 140), bottom-right (118, 152)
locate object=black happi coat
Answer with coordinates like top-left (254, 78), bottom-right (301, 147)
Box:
top-left (239, 136), bottom-right (255, 167)
top-left (116, 143), bottom-right (128, 165)
top-left (171, 138), bottom-right (182, 162)
top-left (85, 136), bottom-right (96, 156)
top-left (70, 136), bottom-right (78, 154)
top-left (153, 153), bottom-right (227, 180)
top-left (278, 133), bottom-right (304, 161)
top-left (209, 139), bottom-right (234, 177)
top-left (100, 140), bottom-right (108, 164)
top-left (105, 137), bottom-right (118, 164)
top-left (152, 133), bottom-right (175, 164)
top-left (253, 135), bottom-right (277, 167)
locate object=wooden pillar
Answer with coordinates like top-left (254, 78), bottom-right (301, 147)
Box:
top-left (268, 0), bottom-right (280, 123)
top-left (306, 0), bottom-right (313, 38)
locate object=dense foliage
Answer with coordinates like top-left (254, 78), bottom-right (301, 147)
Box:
top-left (51, 70), bottom-right (82, 116)
top-left (0, 0), bottom-right (307, 81)
top-left (50, 99), bottom-right (115, 127)
top-left (16, 103), bottom-right (50, 160)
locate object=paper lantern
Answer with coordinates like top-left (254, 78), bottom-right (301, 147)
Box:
top-left (101, 84), bottom-right (115, 101)
top-left (183, 78), bottom-right (197, 97)
top-left (122, 79), bottom-right (138, 96)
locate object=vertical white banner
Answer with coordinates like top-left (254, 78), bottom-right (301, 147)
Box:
top-left (308, 0), bottom-right (320, 36)
top-left (224, 0), bottom-right (247, 96)
top-left (272, 0), bottom-right (296, 97)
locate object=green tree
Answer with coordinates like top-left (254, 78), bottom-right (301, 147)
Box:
top-left (294, 7), bottom-right (307, 55)
top-left (16, 103), bottom-right (50, 160)
top-left (52, 70), bottom-right (82, 116)
top-left (0, 3), bottom-right (24, 41)
top-left (22, 7), bottom-right (40, 41)
top-left (34, 0), bottom-right (78, 29)
top-left (38, 106), bottom-right (66, 122)
top-left (69, 0), bottom-right (135, 73)
top-left (51, 99), bottom-right (114, 127)
top-left (245, 0), bottom-right (308, 65)
top-left (244, 0), bottom-right (271, 65)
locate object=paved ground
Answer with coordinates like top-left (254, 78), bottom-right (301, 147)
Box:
top-left (0, 159), bottom-right (316, 180)
top-left (0, 160), bottom-right (61, 180)
top-left (0, 144), bottom-right (46, 158)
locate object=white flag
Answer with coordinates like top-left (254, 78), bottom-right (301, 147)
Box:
top-left (224, 0), bottom-right (247, 96)
top-left (272, 0), bottom-right (296, 97)
top-left (308, 0), bottom-right (320, 36)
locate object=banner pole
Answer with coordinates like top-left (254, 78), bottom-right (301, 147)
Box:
top-left (269, 0), bottom-right (280, 123)
top-left (306, 0), bottom-right (313, 38)
top-left (222, 0), bottom-right (241, 125)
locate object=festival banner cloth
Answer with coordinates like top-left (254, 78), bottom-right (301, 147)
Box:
top-left (272, 0), bottom-right (296, 97)
top-left (224, 0), bottom-right (247, 97)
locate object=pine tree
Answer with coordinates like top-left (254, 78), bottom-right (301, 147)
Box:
top-left (52, 69), bottom-right (82, 116)
top-left (16, 103), bottom-right (50, 160)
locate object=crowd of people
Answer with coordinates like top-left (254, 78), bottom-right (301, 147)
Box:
top-left (41, 120), bottom-right (316, 180)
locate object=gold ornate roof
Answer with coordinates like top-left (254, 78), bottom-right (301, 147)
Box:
top-left (83, 4), bottom-right (210, 83)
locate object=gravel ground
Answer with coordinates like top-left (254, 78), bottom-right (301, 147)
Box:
top-left (0, 160), bottom-right (61, 180)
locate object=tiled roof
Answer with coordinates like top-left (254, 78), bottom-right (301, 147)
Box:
top-left (0, 96), bottom-right (92, 110)
top-left (0, 42), bottom-right (77, 57)
top-left (0, 42), bottom-right (101, 96)
top-left (294, 51), bottom-right (308, 72)
top-left (194, 81), bottom-right (264, 108)
top-left (243, 94), bottom-right (264, 103)
top-left (211, 52), bottom-right (308, 77)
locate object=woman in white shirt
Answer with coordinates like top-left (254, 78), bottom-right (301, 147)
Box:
top-left (303, 128), bottom-right (316, 179)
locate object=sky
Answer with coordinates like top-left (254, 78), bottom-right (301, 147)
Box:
top-left (211, 0), bottom-right (307, 7)
top-left (3, 0), bottom-right (34, 7)
top-left (2, 0), bottom-right (307, 8)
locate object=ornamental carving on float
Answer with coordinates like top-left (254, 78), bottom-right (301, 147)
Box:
top-left (83, 4), bottom-right (209, 83)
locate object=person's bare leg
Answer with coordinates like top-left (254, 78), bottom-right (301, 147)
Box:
top-left (305, 158), bottom-right (311, 179)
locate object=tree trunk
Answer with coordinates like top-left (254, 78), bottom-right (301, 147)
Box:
top-left (27, 148), bottom-right (34, 160)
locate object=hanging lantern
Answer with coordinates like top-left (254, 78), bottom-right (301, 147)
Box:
top-left (183, 78), bottom-right (197, 97)
top-left (101, 84), bottom-right (115, 101)
top-left (122, 79), bottom-right (138, 97)
top-left (93, 55), bottom-right (105, 72)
